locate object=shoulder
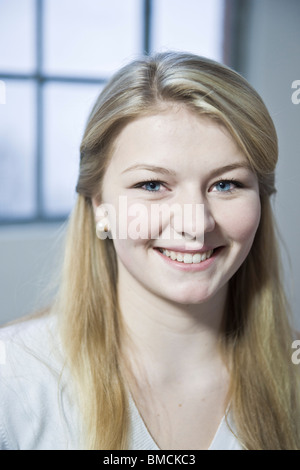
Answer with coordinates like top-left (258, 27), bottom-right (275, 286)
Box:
top-left (0, 312), bottom-right (64, 374)
top-left (0, 310), bottom-right (58, 344)
top-left (0, 313), bottom-right (78, 449)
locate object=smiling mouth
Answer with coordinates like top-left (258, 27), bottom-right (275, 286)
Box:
top-left (156, 247), bottom-right (215, 264)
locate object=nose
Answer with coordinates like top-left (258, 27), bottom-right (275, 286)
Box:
top-left (172, 193), bottom-right (216, 242)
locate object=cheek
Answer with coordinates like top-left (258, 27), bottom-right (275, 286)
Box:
top-left (113, 200), bottom-right (163, 241)
top-left (220, 197), bottom-right (261, 244)
top-left (112, 236), bottom-right (148, 270)
top-left (112, 237), bottom-right (155, 291)
top-left (112, 238), bottom-right (137, 274)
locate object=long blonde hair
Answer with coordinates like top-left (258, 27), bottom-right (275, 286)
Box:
top-left (56, 52), bottom-right (300, 449)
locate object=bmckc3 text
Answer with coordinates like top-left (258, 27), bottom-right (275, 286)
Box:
top-left (102, 454), bottom-right (196, 466)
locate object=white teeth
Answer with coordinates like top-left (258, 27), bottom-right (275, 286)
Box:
top-left (192, 254), bottom-right (201, 263)
top-left (159, 248), bottom-right (214, 264)
top-left (183, 254), bottom-right (193, 264)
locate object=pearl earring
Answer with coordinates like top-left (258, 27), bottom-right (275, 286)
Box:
top-left (96, 219), bottom-right (110, 239)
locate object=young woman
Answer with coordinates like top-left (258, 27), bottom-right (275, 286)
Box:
top-left (1, 52), bottom-right (299, 450)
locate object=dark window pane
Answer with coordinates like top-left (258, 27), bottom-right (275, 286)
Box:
top-left (152, 0), bottom-right (225, 62)
top-left (43, 0), bottom-right (143, 78)
top-left (43, 82), bottom-right (103, 216)
top-left (0, 0), bottom-right (36, 73)
top-left (0, 80), bottom-right (36, 219)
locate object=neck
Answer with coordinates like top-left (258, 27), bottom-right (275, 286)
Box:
top-left (118, 266), bottom-right (228, 386)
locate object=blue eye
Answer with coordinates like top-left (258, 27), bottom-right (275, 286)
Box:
top-left (134, 180), bottom-right (165, 192)
top-left (216, 181), bottom-right (233, 191)
top-left (143, 181), bottom-right (161, 192)
top-left (212, 179), bottom-right (243, 193)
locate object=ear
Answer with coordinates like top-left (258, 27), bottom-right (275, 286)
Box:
top-left (92, 198), bottom-right (109, 223)
top-left (91, 196), bottom-right (100, 221)
top-left (91, 196), bottom-right (115, 240)
top-left (92, 197), bottom-right (112, 237)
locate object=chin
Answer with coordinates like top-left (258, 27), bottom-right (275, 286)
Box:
top-left (162, 285), bottom-right (218, 306)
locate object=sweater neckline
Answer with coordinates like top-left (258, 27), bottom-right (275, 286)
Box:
top-left (128, 394), bottom-right (239, 450)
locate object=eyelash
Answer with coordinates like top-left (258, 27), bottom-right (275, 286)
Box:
top-left (133, 179), bottom-right (167, 192)
top-left (133, 178), bottom-right (244, 194)
top-left (211, 178), bottom-right (244, 193)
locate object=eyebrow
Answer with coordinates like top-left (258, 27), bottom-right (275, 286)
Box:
top-left (121, 162), bottom-right (253, 177)
top-left (209, 162), bottom-right (253, 178)
top-left (121, 164), bottom-right (177, 176)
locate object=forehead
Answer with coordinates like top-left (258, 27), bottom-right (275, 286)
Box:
top-left (108, 105), bottom-right (248, 174)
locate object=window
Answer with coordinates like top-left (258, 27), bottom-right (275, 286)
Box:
top-left (0, 0), bottom-right (226, 223)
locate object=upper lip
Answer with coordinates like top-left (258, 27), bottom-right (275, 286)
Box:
top-left (154, 246), bottom-right (218, 254)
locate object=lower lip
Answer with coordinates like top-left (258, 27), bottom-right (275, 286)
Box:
top-left (153, 247), bottom-right (223, 272)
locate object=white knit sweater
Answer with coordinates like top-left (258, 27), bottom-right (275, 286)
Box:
top-left (0, 315), bottom-right (241, 450)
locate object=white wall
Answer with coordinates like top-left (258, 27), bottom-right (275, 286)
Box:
top-left (238, 0), bottom-right (300, 328)
top-left (0, 223), bottom-right (65, 325)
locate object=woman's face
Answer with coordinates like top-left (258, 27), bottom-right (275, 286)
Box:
top-left (97, 105), bottom-right (261, 305)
